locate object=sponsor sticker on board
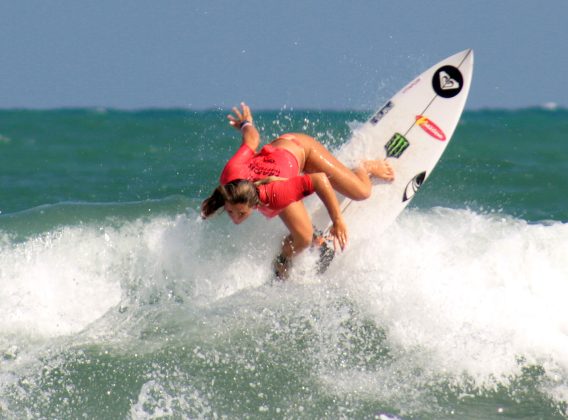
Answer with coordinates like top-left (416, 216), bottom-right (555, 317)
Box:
top-left (415, 115), bottom-right (446, 141)
top-left (402, 171), bottom-right (426, 202)
top-left (385, 133), bottom-right (410, 158)
top-left (370, 101), bottom-right (394, 125)
top-left (432, 65), bottom-right (463, 98)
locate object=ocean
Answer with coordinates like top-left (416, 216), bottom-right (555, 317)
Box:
top-left (0, 107), bottom-right (567, 419)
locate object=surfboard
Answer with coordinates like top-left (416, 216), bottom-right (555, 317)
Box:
top-left (311, 49), bottom-right (474, 269)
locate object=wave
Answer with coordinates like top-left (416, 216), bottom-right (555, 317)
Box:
top-left (337, 207), bottom-right (568, 376)
top-left (1, 206), bottom-right (567, 416)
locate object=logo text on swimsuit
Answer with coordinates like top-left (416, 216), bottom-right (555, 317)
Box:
top-left (370, 101), bottom-right (394, 125)
top-left (385, 133), bottom-right (410, 158)
top-left (415, 115), bottom-right (446, 141)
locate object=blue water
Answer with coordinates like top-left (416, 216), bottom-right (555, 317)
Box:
top-left (0, 108), bottom-right (567, 418)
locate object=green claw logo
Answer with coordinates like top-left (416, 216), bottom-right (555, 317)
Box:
top-left (385, 133), bottom-right (410, 158)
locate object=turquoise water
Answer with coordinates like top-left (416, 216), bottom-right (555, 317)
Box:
top-left (1, 108), bottom-right (567, 418)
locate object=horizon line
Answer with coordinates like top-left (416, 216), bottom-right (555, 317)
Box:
top-left (0, 103), bottom-right (565, 113)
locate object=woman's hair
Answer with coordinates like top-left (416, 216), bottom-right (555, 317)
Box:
top-left (201, 179), bottom-right (260, 219)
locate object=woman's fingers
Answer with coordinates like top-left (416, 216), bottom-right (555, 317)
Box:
top-left (336, 231), bottom-right (347, 250)
top-left (241, 102), bottom-right (251, 119)
top-left (232, 106), bottom-right (243, 119)
top-left (333, 234), bottom-right (346, 251)
top-left (331, 221), bottom-right (348, 251)
top-left (227, 103), bottom-right (252, 128)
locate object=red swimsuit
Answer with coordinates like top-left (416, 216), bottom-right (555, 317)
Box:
top-left (220, 143), bottom-right (315, 218)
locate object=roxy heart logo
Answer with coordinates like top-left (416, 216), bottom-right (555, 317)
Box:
top-left (416, 115), bottom-right (446, 141)
top-left (432, 65), bottom-right (463, 98)
top-left (439, 70), bottom-right (460, 91)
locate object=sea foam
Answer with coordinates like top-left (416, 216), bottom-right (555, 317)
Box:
top-left (324, 207), bottom-right (568, 393)
top-left (1, 206), bottom-right (567, 404)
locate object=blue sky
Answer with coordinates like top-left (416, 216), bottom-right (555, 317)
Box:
top-left (1, 0), bottom-right (567, 110)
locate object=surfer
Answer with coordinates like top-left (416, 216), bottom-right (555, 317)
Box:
top-left (201, 103), bottom-right (394, 278)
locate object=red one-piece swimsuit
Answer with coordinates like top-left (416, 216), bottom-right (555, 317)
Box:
top-left (220, 143), bottom-right (315, 218)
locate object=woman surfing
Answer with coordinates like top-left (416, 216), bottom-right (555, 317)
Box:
top-left (201, 103), bottom-right (394, 278)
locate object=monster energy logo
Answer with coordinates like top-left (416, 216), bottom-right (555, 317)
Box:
top-left (385, 133), bottom-right (410, 158)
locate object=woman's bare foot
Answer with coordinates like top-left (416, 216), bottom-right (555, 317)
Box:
top-left (362, 159), bottom-right (395, 181)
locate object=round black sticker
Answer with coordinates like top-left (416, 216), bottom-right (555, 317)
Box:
top-left (432, 65), bottom-right (463, 98)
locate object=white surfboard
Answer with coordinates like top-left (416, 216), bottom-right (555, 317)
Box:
top-left (312, 49), bottom-right (474, 247)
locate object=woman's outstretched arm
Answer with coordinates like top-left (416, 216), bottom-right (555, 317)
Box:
top-left (227, 102), bottom-right (260, 151)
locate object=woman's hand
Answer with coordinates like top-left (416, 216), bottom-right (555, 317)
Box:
top-left (330, 216), bottom-right (348, 251)
top-left (308, 172), bottom-right (348, 250)
top-left (227, 102), bottom-right (253, 130)
top-left (227, 102), bottom-right (260, 150)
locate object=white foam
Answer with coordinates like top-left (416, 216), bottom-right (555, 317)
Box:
top-left (327, 207), bottom-right (568, 386)
top-left (130, 379), bottom-right (214, 419)
top-left (0, 211), bottom-right (281, 340)
top-left (0, 227), bottom-right (122, 337)
top-left (2, 205), bottom-right (567, 406)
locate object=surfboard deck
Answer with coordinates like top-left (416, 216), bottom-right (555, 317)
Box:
top-left (312, 49), bottom-right (474, 271)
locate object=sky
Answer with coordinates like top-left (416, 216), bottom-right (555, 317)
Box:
top-left (1, 0), bottom-right (567, 111)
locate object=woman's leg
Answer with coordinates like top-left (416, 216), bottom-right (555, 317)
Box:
top-left (274, 201), bottom-right (314, 278)
top-left (278, 200), bottom-right (313, 257)
top-left (279, 133), bottom-right (394, 201)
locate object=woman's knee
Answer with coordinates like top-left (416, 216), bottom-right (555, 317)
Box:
top-left (338, 179), bottom-right (371, 201)
top-left (352, 184), bottom-right (371, 201)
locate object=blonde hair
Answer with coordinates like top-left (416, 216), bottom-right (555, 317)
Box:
top-left (201, 179), bottom-right (260, 219)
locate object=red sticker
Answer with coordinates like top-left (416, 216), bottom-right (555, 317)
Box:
top-left (416, 115), bottom-right (446, 141)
